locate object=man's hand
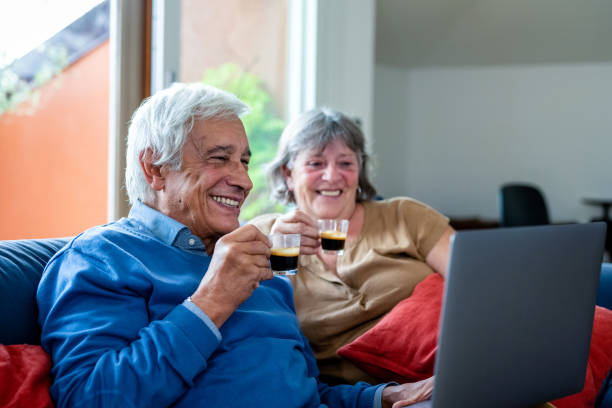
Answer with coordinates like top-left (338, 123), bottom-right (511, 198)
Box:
top-left (381, 377), bottom-right (434, 408)
top-left (270, 210), bottom-right (320, 255)
top-left (190, 225), bottom-right (272, 327)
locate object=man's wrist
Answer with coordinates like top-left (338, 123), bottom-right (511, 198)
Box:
top-left (182, 297), bottom-right (221, 342)
top-left (189, 293), bottom-right (233, 328)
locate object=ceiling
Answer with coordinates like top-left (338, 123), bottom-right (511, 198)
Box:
top-left (375, 0), bottom-right (612, 68)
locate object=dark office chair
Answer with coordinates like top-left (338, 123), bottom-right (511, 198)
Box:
top-left (500, 183), bottom-right (550, 227)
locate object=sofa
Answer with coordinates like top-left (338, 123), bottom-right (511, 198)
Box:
top-left (1, 237), bottom-right (612, 406)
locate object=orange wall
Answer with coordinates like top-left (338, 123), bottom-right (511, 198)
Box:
top-left (0, 42), bottom-right (109, 239)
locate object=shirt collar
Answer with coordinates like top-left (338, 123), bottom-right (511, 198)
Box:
top-left (128, 200), bottom-right (206, 252)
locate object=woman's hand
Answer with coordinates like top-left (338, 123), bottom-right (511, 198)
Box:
top-left (381, 377), bottom-right (434, 408)
top-left (270, 210), bottom-right (320, 255)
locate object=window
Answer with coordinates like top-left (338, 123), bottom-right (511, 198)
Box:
top-left (152, 0), bottom-right (290, 221)
top-left (0, 0), bottom-right (109, 239)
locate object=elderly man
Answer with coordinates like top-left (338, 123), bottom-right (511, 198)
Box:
top-left (37, 83), bottom-right (431, 407)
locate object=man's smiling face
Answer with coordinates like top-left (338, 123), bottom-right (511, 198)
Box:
top-left (157, 116), bottom-right (252, 244)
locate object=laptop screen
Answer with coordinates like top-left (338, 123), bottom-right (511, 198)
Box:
top-left (431, 222), bottom-right (606, 407)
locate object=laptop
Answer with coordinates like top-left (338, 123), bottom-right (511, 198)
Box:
top-left (412, 222), bottom-right (606, 408)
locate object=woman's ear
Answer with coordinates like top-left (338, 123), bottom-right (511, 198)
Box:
top-left (139, 149), bottom-right (165, 191)
top-left (281, 165), bottom-right (294, 191)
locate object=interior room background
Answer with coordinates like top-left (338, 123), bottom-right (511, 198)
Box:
top-left (1, 0), bottom-right (611, 240)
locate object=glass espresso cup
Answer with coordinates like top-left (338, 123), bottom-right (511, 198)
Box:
top-left (269, 234), bottom-right (300, 275)
top-left (318, 219), bottom-right (349, 255)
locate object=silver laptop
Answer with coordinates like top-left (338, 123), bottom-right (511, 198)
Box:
top-left (413, 222), bottom-right (606, 408)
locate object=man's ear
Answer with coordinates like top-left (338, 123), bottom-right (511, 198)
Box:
top-left (282, 165), bottom-right (294, 191)
top-left (139, 149), bottom-right (165, 191)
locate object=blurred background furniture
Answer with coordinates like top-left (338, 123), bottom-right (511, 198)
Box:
top-left (583, 197), bottom-right (612, 260)
top-left (583, 197), bottom-right (612, 224)
top-left (449, 217), bottom-right (499, 230)
top-left (500, 183), bottom-right (550, 227)
top-left (600, 263), bottom-right (612, 311)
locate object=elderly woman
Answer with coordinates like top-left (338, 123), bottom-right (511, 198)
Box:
top-left (250, 107), bottom-right (455, 385)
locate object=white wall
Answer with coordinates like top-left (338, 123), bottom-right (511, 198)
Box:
top-left (372, 64), bottom-right (409, 194)
top-left (314, 0), bottom-right (375, 139)
top-left (373, 62), bottom-right (612, 223)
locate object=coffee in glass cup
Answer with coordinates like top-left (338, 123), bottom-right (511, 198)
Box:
top-left (269, 234), bottom-right (300, 275)
top-left (317, 219), bottom-right (349, 255)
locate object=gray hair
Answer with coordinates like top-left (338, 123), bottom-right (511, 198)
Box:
top-left (267, 107), bottom-right (377, 204)
top-left (125, 83), bottom-right (249, 205)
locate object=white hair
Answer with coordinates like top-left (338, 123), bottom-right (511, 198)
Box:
top-left (125, 83), bottom-right (249, 205)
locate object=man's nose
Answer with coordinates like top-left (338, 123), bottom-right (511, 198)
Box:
top-left (228, 162), bottom-right (253, 191)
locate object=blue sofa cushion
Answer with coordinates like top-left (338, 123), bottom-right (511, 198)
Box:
top-left (0, 238), bottom-right (70, 344)
top-left (598, 263), bottom-right (612, 311)
top-left (596, 369), bottom-right (612, 408)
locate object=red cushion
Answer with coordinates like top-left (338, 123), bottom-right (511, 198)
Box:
top-left (337, 274), bottom-right (612, 406)
top-left (337, 273), bottom-right (444, 382)
top-left (0, 344), bottom-right (53, 408)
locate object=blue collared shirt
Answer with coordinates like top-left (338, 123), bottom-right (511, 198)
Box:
top-left (37, 201), bottom-right (384, 407)
top-left (129, 200), bottom-right (207, 253)
top-left (128, 201), bottom-right (221, 341)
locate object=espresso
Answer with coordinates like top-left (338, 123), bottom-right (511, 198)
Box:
top-left (320, 231), bottom-right (346, 251)
top-left (270, 247), bottom-right (299, 271)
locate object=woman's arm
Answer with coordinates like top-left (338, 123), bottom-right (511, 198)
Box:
top-left (424, 226), bottom-right (455, 277)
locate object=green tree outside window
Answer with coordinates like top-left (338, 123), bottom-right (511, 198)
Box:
top-left (0, 45), bottom-right (68, 116)
top-left (202, 63), bottom-right (286, 221)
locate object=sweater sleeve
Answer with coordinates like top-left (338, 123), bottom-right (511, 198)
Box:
top-left (37, 249), bottom-right (221, 408)
top-left (298, 316), bottom-right (381, 408)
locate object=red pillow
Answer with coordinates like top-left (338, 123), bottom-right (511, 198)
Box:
top-left (0, 344), bottom-right (53, 408)
top-left (337, 273), bottom-right (444, 382)
top-left (337, 274), bottom-right (612, 406)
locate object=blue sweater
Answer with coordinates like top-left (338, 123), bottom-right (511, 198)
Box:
top-left (37, 202), bottom-right (383, 407)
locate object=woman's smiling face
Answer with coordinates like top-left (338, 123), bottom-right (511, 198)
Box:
top-left (284, 139), bottom-right (360, 220)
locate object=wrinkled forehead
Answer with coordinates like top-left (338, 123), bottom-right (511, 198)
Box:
top-left (189, 117), bottom-right (250, 151)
